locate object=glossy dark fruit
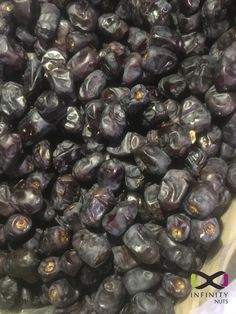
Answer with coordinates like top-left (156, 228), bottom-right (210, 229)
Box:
top-left (97, 159), bottom-right (124, 192)
top-left (184, 182), bottom-right (217, 218)
top-left (67, 31), bottom-right (98, 54)
top-left (134, 144), bottom-right (171, 176)
top-left (123, 224), bottom-right (160, 265)
top-left (162, 273), bottom-right (191, 299)
top-left (41, 48), bottom-right (66, 74)
top-left (122, 53), bottom-right (143, 85)
top-left (35, 3), bottom-right (60, 42)
top-left (38, 256), bottom-right (61, 282)
top-left (94, 275), bottom-right (125, 314)
top-left (200, 157), bottom-right (228, 181)
top-left (191, 217), bottom-right (220, 245)
top-left (81, 186), bottom-right (115, 228)
top-left (23, 55), bottom-right (43, 95)
top-left (99, 103), bottom-right (126, 143)
top-left (0, 82), bottom-right (26, 119)
top-left (178, 0), bottom-right (200, 16)
top-left (0, 276), bottom-right (20, 310)
top-left (53, 140), bottom-right (81, 174)
top-left (221, 142), bottom-right (236, 161)
top-left (180, 96), bottom-right (211, 133)
top-left (52, 175), bottom-right (80, 211)
top-left (48, 278), bottom-right (79, 308)
top-left (167, 214), bottom-right (191, 242)
top-left (197, 125), bottom-right (222, 157)
top-left (102, 200), bottom-right (138, 236)
top-left (0, 35), bottom-right (26, 69)
top-left (39, 226), bottom-right (71, 256)
top-left (98, 14), bottom-right (128, 40)
top-left (34, 90), bottom-right (66, 123)
top-left (127, 27), bottom-right (148, 53)
top-left (0, 184), bottom-right (15, 217)
top-left (157, 229), bottom-right (196, 271)
top-left (227, 161), bottom-right (236, 190)
top-left (67, 47), bottom-right (99, 81)
top-left (7, 248), bottom-right (39, 283)
top-left (60, 249), bottom-right (83, 277)
top-left (0, 133), bottom-right (22, 171)
top-left (130, 292), bottom-right (163, 314)
top-left (112, 245), bottom-right (139, 273)
top-left (18, 108), bottom-right (53, 146)
top-left (79, 70), bottom-right (107, 102)
top-left (32, 140), bottom-right (51, 170)
top-left (124, 164), bottom-right (144, 191)
top-left (158, 74), bottom-right (188, 99)
top-left (67, 1), bottom-right (97, 33)
top-left (182, 32), bottom-right (206, 56)
top-left (158, 169), bottom-right (192, 211)
top-left (107, 132), bottom-right (145, 157)
top-left (4, 214), bottom-right (32, 242)
top-left (72, 228), bottom-right (111, 268)
top-left (205, 85), bottom-right (236, 117)
top-left (11, 187), bottom-right (43, 215)
top-left (54, 19), bottom-right (71, 52)
top-left (222, 112), bottom-right (236, 148)
top-left (149, 25), bottom-right (185, 55)
top-left (123, 267), bottom-right (161, 295)
top-left (178, 11), bottom-right (201, 34)
top-left (143, 46), bottom-right (178, 75)
top-left (62, 106), bottom-right (84, 135)
top-left (126, 84), bottom-right (149, 115)
top-left (185, 147), bottom-right (207, 176)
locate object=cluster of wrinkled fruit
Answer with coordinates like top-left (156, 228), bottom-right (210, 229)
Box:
top-left (0, 0), bottom-right (236, 313)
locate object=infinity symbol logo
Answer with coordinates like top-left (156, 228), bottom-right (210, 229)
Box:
top-left (191, 271), bottom-right (229, 289)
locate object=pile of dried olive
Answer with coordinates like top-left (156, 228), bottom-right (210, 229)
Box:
top-left (0, 0), bottom-right (236, 313)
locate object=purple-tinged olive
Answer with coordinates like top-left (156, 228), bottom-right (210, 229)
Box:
top-left (149, 25), bottom-right (185, 55)
top-left (178, 11), bottom-right (201, 34)
top-left (34, 40), bottom-right (48, 59)
top-left (184, 182), bottom-right (217, 218)
top-left (0, 35), bottom-right (26, 69)
top-left (157, 229), bottom-right (196, 271)
top-left (167, 214), bottom-right (191, 242)
top-left (185, 147), bottom-right (207, 176)
top-left (223, 112), bottom-right (236, 148)
top-left (35, 3), bottom-right (60, 42)
top-left (0, 16), bottom-right (11, 35)
top-left (4, 214), bottom-right (32, 243)
top-left (26, 171), bottom-right (53, 191)
top-left (99, 103), bottom-right (127, 143)
top-left (125, 84), bottom-right (149, 115)
top-left (200, 157), bottom-right (228, 182)
top-left (124, 164), bottom-right (144, 191)
top-left (122, 53), bottom-right (143, 85)
top-left (38, 256), bottom-right (61, 282)
top-left (99, 47), bottom-right (121, 79)
top-left (73, 152), bottom-right (105, 182)
top-left (205, 85), bottom-right (236, 117)
top-left (97, 159), bottom-right (124, 192)
top-left (158, 169), bottom-right (192, 211)
top-left (67, 1), bottom-right (97, 32)
top-left (127, 27), bottom-right (148, 54)
top-left (94, 275), bottom-right (125, 314)
top-left (72, 228), bottom-right (111, 268)
top-left (7, 248), bottom-right (39, 283)
top-left (143, 46), bottom-right (178, 75)
top-left (0, 115), bottom-right (10, 138)
top-left (48, 278), bottom-right (79, 308)
top-left (23, 54), bottom-right (43, 96)
top-left (162, 273), bottom-right (191, 299)
top-left (102, 200), bottom-right (138, 236)
top-left (41, 48), bottom-right (66, 74)
top-left (10, 187), bottom-right (43, 215)
top-left (116, 0), bottom-right (133, 21)
top-left (53, 19), bottom-right (71, 52)
top-left (67, 47), bottom-right (99, 81)
top-left (53, 140), bottom-right (81, 174)
top-left (142, 100), bottom-right (169, 128)
top-left (52, 175), bottom-right (80, 211)
top-left (82, 99), bottom-right (104, 139)
top-left (123, 267), bottom-right (161, 296)
top-left (178, 0), bottom-right (200, 16)
top-left (23, 228), bottom-right (43, 251)
top-left (0, 224), bottom-right (6, 248)
top-left (32, 140), bottom-right (51, 170)
top-left (227, 161), bottom-right (236, 190)
top-left (101, 87), bottom-right (131, 103)
top-left (0, 184), bottom-right (15, 218)
top-left (60, 249), bottom-right (83, 277)
top-left (98, 13), bottom-right (128, 41)
top-left (123, 224), bottom-right (160, 265)
top-left (220, 142), bottom-right (236, 161)
top-left (0, 252), bottom-right (7, 276)
top-left (182, 32), bottom-right (206, 56)
top-left (81, 186), bottom-right (115, 228)
top-left (16, 26), bottom-right (36, 47)
top-left (197, 125), bottom-right (222, 157)
top-left (79, 70), bottom-right (107, 102)
top-left (145, 0), bottom-right (172, 26)
top-left (0, 276), bottom-right (20, 310)
top-left (39, 226), bottom-right (71, 256)
top-left (112, 245), bottom-right (139, 273)
top-left (67, 31), bottom-right (98, 54)
top-left (130, 292), bottom-right (163, 314)
top-left (0, 133), bottom-right (22, 171)
top-left (62, 106), bottom-right (84, 135)
top-left (191, 217), bottom-right (220, 245)
top-left (13, 0), bottom-right (34, 25)
top-left (18, 108), bottom-right (53, 146)
top-left (134, 143), bottom-right (171, 176)
top-left (180, 96), bottom-right (211, 133)
top-left (158, 74), bottom-right (188, 100)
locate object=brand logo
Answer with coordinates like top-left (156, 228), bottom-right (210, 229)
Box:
top-left (191, 271), bottom-right (229, 290)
